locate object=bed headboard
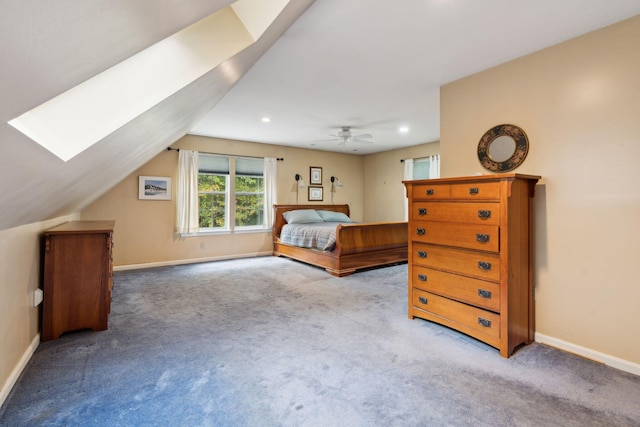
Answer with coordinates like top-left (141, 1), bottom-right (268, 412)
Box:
top-left (272, 204), bottom-right (350, 240)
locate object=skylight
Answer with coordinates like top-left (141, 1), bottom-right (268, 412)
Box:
top-left (8, 0), bottom-right (289, 162)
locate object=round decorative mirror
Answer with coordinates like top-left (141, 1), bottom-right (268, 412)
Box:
top-left (477, 124), bottom-right (529, 172)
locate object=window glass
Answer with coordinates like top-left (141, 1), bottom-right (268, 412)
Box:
top-left (197, 155), bottom-right (265, 230)
top-left (235, 176), bottom-right (264, 226)
top-left (413, 158), bottom-right (431, 180)
top-left (198, 173), bottom-right (227, 229)
top-left (235, 157), bottom-right (264, 227)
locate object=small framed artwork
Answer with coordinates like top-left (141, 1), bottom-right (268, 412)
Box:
top-left (310, 166), bottom-right (322, 185)
top-left (139, 176), bottom-right (172, 200)
top-left (308, 186), bottom-right (323, 201)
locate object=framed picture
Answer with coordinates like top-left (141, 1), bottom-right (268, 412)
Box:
top-left (138, 176), bottom-right (172, 200)
top-left (310, 166), bottom-right (322, 185)
top-left (308, 186), bottom-right (323, 201)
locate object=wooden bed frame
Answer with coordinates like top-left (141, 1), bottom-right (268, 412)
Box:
top-left (272, 204), bottom-right (408, 277)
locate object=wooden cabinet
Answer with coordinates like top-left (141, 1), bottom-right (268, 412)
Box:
top-left (42, 221), bottom-right (115, 341)
top-left (404, 174), bottom-right (540, 357)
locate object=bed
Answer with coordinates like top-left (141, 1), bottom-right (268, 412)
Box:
top-left (272, 204), bottom-right (408, 276)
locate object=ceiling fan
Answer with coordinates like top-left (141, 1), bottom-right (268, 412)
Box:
top-left (326, 126), bottom-right (374, 145)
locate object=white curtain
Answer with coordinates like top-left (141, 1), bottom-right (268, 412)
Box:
top-left (403, 159), bottom-right (414, 221)
top-left (264, 157), bottom-right (278, 228)
top-left (429, 154), bottom-right (440, 179)
top-left (176, 149), bottom-right (199, 234)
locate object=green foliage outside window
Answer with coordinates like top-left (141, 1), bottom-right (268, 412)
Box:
top-left (235, 176), bottom-right (264, 226)
top-left (198, 174), bottom-right (226, 228)
top-left (198, 173), bottom-right (265, 229)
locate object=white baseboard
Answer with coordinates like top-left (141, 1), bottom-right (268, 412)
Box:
top-left (114, 252), bottom-right (273, 272)
top-left (0, 333), bottom-right (40, 409)
top-left (535, 332), bottom-right (640, 377)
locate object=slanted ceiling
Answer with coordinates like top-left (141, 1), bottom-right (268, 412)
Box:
top-left (0, 0), bottom-right (314, 231)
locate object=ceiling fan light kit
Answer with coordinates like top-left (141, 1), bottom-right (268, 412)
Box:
top-left (327, 126), bottom-right (374, 145)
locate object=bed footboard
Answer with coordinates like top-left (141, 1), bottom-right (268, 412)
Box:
top-left (334, 222), bottom-right (408, 255)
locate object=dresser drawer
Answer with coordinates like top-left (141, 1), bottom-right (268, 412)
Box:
top-left (412, 202), bottom-right (500, 225)
top-left (412, 266), bottom-right (500, 312)
top-left (412, 289), bottom-right (500, 340)
top-left (411, 221), bottom-right (500, 253)
top-left (412, 243), bottom-right (500, 281)
top-left (450, 182), bottom-right (501, 200)
top-left (412, 183), bottom-right (450, 200)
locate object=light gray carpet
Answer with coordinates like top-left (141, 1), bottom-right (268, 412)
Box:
top-left (1, 256), bottom-right (639, 426)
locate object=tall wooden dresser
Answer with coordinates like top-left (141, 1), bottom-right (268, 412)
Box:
top-left (42, 220), bottom-right (115, 341)
top-left (404, 173), bottom-right (540, 357)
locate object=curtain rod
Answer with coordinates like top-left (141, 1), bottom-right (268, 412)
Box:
top-left (167, 147), bottom-right (283, 161)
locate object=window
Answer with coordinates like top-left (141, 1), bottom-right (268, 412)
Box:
top-left (197, 154), bottom-right (265, 231)
top-left (234, 157), bottom-right (264, 227)
top-left (413, 157), bottom-right (431, 180)
top-left (411, 155), bottom-right (440, 180)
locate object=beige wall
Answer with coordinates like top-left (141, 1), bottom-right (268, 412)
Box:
top-left (81, 135), bottom-right (365, 267)
top-left (80, 135), bottom-right (440, 268)
top-left (441, 16), bottom-right (640, 365)
top-left (0, 213), bottom-right (78, 404)
top-left (363, 142), bottom-right (440, 222)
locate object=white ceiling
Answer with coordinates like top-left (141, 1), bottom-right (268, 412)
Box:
top-left (190, 0), bottom-right (640, 155)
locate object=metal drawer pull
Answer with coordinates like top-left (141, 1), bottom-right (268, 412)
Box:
top-left (416, 228), bottom-right (426, 235)
top-left (469, 187), bottom-right (479, 195)
top-left (477, 261), bottom-right (492, 270)
top-left (477, 210), bottom-right (491, 219)
top-left (478, 317), bottom-right (491, 328)
top-left (476, 233), bottom-right (490, 242)
top-left (418, 208), bottom-right (428, 216)
top-left (426, 189), bottom-right (435, 196)
top-left (418, 296), bottom-right (428, 305)
top-left (417, 274), bottom-right (428, 282)
top-left (417, 251), bottom-right (428, 258)
top-left (478, 289), bottom-right (492, 299)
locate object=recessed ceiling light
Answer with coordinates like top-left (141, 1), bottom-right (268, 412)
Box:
top-left (261, 117), bottom-right (271, 123)
top-left (399, 126), bottom-right (409, 133)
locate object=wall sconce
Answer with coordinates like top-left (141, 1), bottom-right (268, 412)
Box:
top-left (295, 173), bottom-right (306, 203)
top-left (330, 176), bottom-right (343, 204)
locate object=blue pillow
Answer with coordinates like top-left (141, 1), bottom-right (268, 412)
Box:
top-left (283, 209), bottom-right (324, 224)
top-left (316, 210), bottom-right (352, 222)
